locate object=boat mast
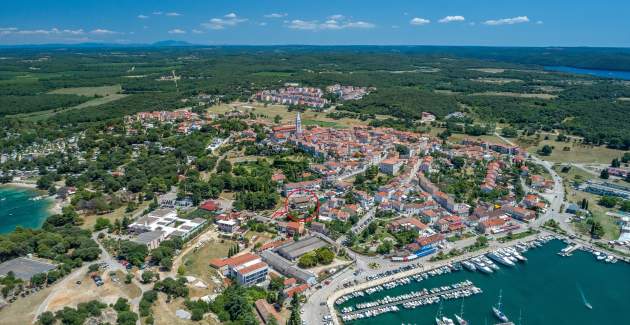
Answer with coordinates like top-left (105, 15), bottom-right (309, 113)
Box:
top-left (497, 289), bottom-right (503, 309)
top-left (460, 298), bottom-right (465, 317)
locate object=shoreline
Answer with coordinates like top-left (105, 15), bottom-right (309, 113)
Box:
top-left (1, 182), bottom-right (39, 190)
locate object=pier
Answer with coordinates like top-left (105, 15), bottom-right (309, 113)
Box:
top-left (558, 243), bottom-right (581, 256)
top-left (340, 280), bottom-right (481, 322)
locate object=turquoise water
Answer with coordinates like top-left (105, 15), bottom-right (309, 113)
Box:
top-left (545, 66), bottom-right (630, 80)
top-left (340, 240), bottom-right (630, 325)
top-left (0, 186), bottom-right (52, 234)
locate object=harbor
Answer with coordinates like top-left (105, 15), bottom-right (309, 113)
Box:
top-left (335, 237), bottom-right (630, 324)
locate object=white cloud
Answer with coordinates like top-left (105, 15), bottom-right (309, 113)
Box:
top-left (536, 20), bottom-right (544, 25)
top-left (202, 13), bottom-right (248, 30)
top-left (90, 29), bottom-right (118, 35)
top-left (4, 28), bottom-right (85, 36)
top-left (344, 21), bottom-right (375, 29)
top-left (287, 20), bottom-right (319, 30)
top-left (264, 13), bottom-right (287, 18)
top-left (168, 29), bottom-right (186, 34)
top-left (483, 16), bottom-right (530, 26)
top-left (165, 12), bottom-right (182, 17)
top-left (259, 22), bottom-right (268, 27)
top-left (287, 16), bottom-right (375, 31)
top-left (152, 11), bottom-right (163, 15)
top-left (439, 15), bottom-right (465, 23)
top-left (191, 29), bottom-right (204, 34)
top-left (410, 17), bottom-right (430, 26)
top-left (137, 14), bottom-right (149, 19)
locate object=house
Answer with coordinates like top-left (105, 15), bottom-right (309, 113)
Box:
top-left (217, 219), bottom-right (239, 233)
top-left (415, 233), bottom-right (445, 250)
top-left (277, 221), bottom-right (305, 236)
top-left (199, 200), bottom-right (221, 212)
top-left (132, 230), bottom-right (166, 250)
top-left (379, 158), bottom-right (403, 175)
top-left (284, 283), bottom-right (309, 298)
top-left (504, 206), bottom-right (537, 222)
top-left (310, 222), bottom-right (327, 234)
top-left (210, 253), bottom-right (268, 287)
top-left (388, 217), bottom-right (427, 233)
top-left (477, 217), bottom-right (508, 234)
top-left (128, 208), bottom-right (206, 241)
top-left (255, 299), bottom-right (281, 324)
top-left (436, 215), bottom-right (464, 233)
top-left (565, 203), bottom-right (580, 214)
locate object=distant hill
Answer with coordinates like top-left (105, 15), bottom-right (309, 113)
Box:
top-left (0, 40), bottom-right (198, 49)
top-left (151, 40), bottom-right (196, 47)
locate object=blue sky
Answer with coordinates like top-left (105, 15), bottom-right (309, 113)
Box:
top-left (1, 0), bottom-right (629, 46)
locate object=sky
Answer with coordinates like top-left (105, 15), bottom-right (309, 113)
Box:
top-left (1, 0), bottom-right (629, 47)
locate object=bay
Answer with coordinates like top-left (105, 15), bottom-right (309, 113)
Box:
top-left (0, 186), bottom-right (52, 234)
top-left (339, 240), bottom-right (630, 325)
top-left (545, 66), bottom-right (630, 81)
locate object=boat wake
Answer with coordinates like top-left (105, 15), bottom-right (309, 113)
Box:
top-left (578, 285), bottom-right (593, 310)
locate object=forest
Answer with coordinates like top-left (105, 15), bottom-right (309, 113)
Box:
top-left (1, 46), bottom-right (630, 150)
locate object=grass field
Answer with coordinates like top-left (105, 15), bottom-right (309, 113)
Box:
top-left (470, 91), bottom-right (557, 99)
top-left (17, 85), bottom-right (128, 121)
top-left (0, 286), bottom-right (53, 325)
top-left (250, 71), bottom-right (293, 77)
top-left (151, 295), bottom-right (219, 325)
top-left (559, 166), bottom-right (621, 239)
top-left (181, 238), bottom-right (235, 284)
top-left (81, 202), bottom-right (150, 230)
top-left (518, 137), bottom-right (625, 164)
top-left (48, 85), bottom-right (122, 97)
top-left (208, 102), bottom-right (374, 128)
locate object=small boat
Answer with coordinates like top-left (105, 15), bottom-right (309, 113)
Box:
top-left (442, 316), bottom-right (455, 325)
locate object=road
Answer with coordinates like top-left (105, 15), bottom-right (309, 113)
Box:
top-left (304, 136), bottom-right (576, 324)
top-left (494, 133), bottom-right (570, 232)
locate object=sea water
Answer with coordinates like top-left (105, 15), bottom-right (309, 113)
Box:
top-left (339, 240), bottom-right (630, 324)
top-left (0, 186), bottom-right (52, 234)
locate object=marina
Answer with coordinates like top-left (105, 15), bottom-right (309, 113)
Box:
top-left (340, 280), bottom-right (482, 322)
top-left (336, 237), bottom-right (630, 324)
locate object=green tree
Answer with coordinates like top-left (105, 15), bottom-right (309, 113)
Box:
top-left (600, 168), bottom-right (609, 179)
top-left (539, 145), bottom-right (553, 156)
top-left (611, 158), bottom-right (621, 168)
top-left (94, 217), bottom-right (111, 231)
top-left (38, 311), bottom-right (55, 325)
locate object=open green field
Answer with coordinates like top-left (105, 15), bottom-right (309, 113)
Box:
top-left (208, 101), bottom-right (374, 128)
top-left (49, 84), bottom-right (122, 97)
top-left (16, 91), bottom-right (128, 121)
top-left (559, 166), bottom-right (621, 239)
top-left (518, 137), bottom-right (625, 165)
top-left (181, 238), bottom-right (235, 284)
top-left (251, 71), bottom-right (293, 77)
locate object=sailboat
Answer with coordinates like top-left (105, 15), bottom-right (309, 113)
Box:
top-left (436, 301), bottom-right (446, 325)
top-left (578, 286), bottom-right (593, 309)
top-left (492, 289), bottom-right (509, 323)
top-left (454, 298), bottom-right (469, 325)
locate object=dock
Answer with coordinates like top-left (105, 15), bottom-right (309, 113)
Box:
top-left (558, 243), bottom-right (581, 256)
top-left (340, 281), bottom-right (481, 322)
